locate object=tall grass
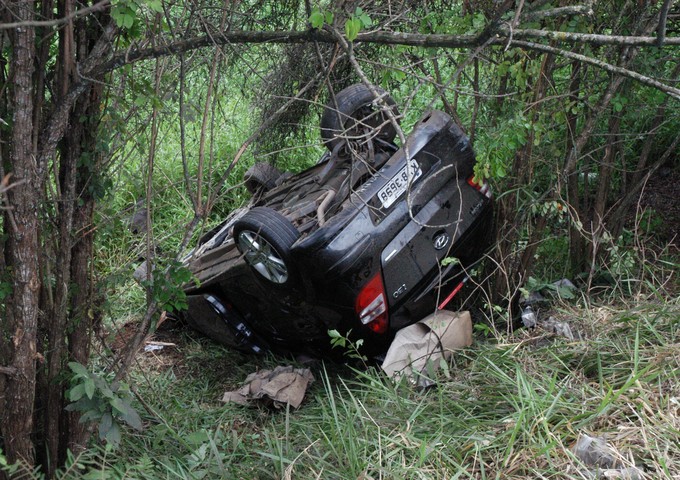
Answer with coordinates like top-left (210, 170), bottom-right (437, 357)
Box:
top-left (44, 298), bottom-right (675, 479)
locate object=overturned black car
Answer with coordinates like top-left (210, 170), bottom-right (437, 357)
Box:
top-left (181, 84), bottom-right (493, 356)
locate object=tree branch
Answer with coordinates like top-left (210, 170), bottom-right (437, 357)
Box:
top-left (92, 28), bottom-right (680, 77)
top-left (522, 5), bottom-right (593, 22)
top-left (0, 0), bottom-right (110, 29)
top-left (510, 40), bottom-right (680, 100)
top-left (657, 0), bottom-right (672, 46)
top-left (609, 131), bottom-right (680, 227)
top-left (499, 27), bottom-right (680, 47)
top-left (206, 72), bottom-right (324, 213)
top-left (0, 366), bottom-right (18, 376)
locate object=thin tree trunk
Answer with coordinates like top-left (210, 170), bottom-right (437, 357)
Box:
top-left (469, 57), bottom-right (480, 145)
top-left (565, 60), bottom-right (585, 274)
top-left (588, 110), bottom-right (622, 283)
top-left (65, 201), bottom-right (97, 453)
top-left (518, 53), bottom-right (555, 274)
top-left (64, 99), bottom-right (102, 457)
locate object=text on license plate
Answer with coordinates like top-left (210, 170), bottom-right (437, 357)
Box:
top-left (377, 159), bottom-right (423, 209)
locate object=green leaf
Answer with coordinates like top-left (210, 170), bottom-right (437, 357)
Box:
top-left (185, 430), bottom-right (210, 445)
top-left (110, 396), bottom-right (127, 415)
top-left (80, 409), bottom-right (102, 423)
top-left (146, 0), bottom-right (163, 12)
top-left (441, 257), bottom-right (460, 267)
top-left (309, 9), bottom-right (324, 29)
top-left (345, 17), bottom-right (361, 42)
top-left (120, 403), bottom-right (143, 431)
top-left (472, 13), bottom-right (485, 30)
top-left (556, 286), bottom-right (576, 299)
top-left (99, 412), bottom-right (113, 441)
top-left (439, 357), bottom-right (451, 379)
top-left (111, 4), bottom-right (135, 29)
top-left (66, 397), bottom-right (99, 414)
top-left (84, 378), bottom-right (96, 400)
top-left (123, 12), bottom-right (135, 29)
top-left (105, 422), bottom-right (122, 446)
top-left (69, 362), bottom-right (89, 377)
top-left (328, 329), bottom-right (346, 348)
top-left (96, 377), bottom-right (114, 398)
top-left (328, 329), bottom-right (342, 339)
top-left (69, 384), bottom-right (86, 402)
top-left (358, 12), bottom-right (372, 27)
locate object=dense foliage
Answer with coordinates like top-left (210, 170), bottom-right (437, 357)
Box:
top-left (1, 0), bottom-right (677, 477)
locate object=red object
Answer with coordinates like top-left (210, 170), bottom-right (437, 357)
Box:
top-left (467, 175), bottom-right (492, 198)
top-left (438, 275), bottom-right (469, 310)
top-left (355, 273), bottom-right (389, 334)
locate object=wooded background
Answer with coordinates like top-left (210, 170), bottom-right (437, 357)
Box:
top-left (1, 0), bottom-right (678, 476)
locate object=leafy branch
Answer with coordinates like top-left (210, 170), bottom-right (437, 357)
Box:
top-left (65, 362), bottom-right (143, 446)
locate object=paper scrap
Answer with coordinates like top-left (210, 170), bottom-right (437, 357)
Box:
top-left (221, 365), bottom-right (315, 409)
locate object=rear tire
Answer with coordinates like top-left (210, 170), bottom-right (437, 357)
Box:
top-left (233, 207), bottom-right (300, 285)
top-left (320, 84), bottom-right (399, 151)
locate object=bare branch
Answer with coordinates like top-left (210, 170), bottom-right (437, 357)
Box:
top-left (497, 27), bottom-right (680, 47)
top-left (0, 366), bottom-right (18, 376)
top-left (657, 0), bottom-right (672, 46)
top-left (522, 4), bottom-right (593, 21)
top-left (206, 73), bottom-right (324, 213)
top-left (94, 28), bottom-right (680, 77)
top-left (510, 40), bottom-right (680, 100)
top-left (609, 131), bottom-right (680, 227)
top-left (0, 0), bottom-right (110, 29)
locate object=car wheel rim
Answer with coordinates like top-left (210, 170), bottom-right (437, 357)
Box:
top-left (238, 230), bottom-right (289, 284)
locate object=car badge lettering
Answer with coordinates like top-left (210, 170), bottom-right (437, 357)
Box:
top-left (393, 283), bottom-right (407, 299)
top-left (470, 200), bottom-right (484, 216)
top-left (433, 232), bottom-right (450, 250)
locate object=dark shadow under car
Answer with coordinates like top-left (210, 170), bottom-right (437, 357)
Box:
top-left (180, 84), bottom-right (494, 356)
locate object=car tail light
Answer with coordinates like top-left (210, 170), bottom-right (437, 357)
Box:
top-left (467, 175), bottom-right (492, 199)
top-left (355, 273), bottom-right (389, 334)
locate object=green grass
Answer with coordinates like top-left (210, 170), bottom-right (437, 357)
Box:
top-left (57, 298), bottom-right (678, 479)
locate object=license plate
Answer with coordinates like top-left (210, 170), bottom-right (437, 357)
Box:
top-left (377, 159), bottom-right (422, 209)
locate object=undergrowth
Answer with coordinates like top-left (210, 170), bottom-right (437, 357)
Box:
top-left (8, 298), bottom-right (674, 479)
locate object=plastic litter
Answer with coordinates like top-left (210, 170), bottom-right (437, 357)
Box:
top-left (573, 434), bottom-right (615, 468)
top-left (521, 306), bottom-right (537, 329)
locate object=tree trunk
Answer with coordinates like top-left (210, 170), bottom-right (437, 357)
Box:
top-left (63, 82), bottom-right (104, 461)
top-left (1, 0), bottom-right (39, 468)
top-left (65, 198), bottom-right (97, 455)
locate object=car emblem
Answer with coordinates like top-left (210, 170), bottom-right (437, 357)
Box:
top-left (433, 232), bottom-right (450, 250)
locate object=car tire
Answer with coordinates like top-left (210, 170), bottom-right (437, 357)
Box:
top-left (320, 83), bottom-right (399, 151)
top-left (233, 207), bottom-right (300, 285)
top-left (244, 162), bottom-right (282, 195)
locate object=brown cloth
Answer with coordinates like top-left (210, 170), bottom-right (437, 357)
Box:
top-left (222, 365), bottom-right (315, 409)
top-left (381, 310), bottom-right (472, 384)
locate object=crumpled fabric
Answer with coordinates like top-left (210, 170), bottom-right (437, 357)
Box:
top-left (222, 365), bottom-right (315, 409)
top-left (381, 310), bottom-right (472, 386)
